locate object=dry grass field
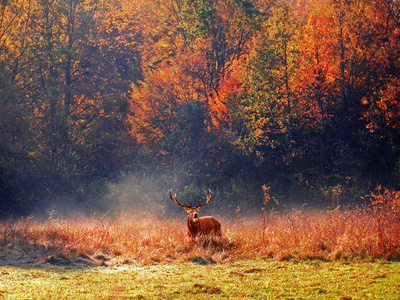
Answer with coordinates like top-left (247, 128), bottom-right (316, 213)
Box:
top-left (1, 187), bottom-right (399, 267)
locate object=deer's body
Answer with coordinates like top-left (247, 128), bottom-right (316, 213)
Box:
top-left (186, 215), bottom-right (221, 237)
top-left (169, 190), bottom-right (221, 238)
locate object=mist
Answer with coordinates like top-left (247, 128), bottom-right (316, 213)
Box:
top-left (35, 170), bottom-right (230, 221)
top-left (98, 173), bottom-right (172, 218)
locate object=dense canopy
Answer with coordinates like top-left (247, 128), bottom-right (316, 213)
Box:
top-left (1, 0), bottom-right (399, 216)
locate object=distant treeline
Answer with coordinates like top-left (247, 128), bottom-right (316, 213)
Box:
top-left (1, 0), bottom-right (400, 216)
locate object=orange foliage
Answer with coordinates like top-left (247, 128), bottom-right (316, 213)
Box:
top-left (128, 52), bottom-right (208, 144)
top-left (365, 78), bottom-right (400, 140)
top-left (209, 71), bottom-right (243, 127)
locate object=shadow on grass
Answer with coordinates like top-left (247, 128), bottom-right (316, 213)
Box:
top-left (0, 241), bottom-right (110, 269)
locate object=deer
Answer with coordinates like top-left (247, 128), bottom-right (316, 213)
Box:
top-left (169, 189), bottom-right (221, 238)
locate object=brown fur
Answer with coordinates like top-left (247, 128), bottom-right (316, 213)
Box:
top-left (169, 190), bottom-right (221, 238)
top-left (184, 207), bottom-right (221, 237)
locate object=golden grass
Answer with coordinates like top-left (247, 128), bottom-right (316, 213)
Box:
top-left (1, 197), bottom-right (399, 267)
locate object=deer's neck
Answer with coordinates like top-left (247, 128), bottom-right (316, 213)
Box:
top-left (187, 216), bottom-right (200, 234)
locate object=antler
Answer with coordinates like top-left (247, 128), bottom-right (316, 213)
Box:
top-left (196, 190), bottom-right (213, 208)
top-left (169, 190), bottom-right (192, 208)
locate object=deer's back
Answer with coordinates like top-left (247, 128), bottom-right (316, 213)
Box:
top-left (199, 216), bottom-right (221, 235)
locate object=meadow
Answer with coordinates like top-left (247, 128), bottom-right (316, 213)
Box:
top-left (1, 259), bottom-right (400, 299)
top-left (0, 187), bottom-right (400, 298)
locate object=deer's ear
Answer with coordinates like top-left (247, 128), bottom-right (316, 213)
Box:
top-left (183, 207), bottom-right (191, 213)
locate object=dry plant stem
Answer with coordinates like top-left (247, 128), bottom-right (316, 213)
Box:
top-left (262, 185), bottom-right (276, 244)
top-left (94, 211), bottom-right (113, 248)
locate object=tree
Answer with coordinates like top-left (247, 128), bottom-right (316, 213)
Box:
top-left (0, 63), bottom-right (35, 215)
top-left (231, 1), bottom-right (301, 171)
top-left (363, 0), bottom-right (400, 182)
top-left (3, 0), bottom-right (139, 204)
top-left (180, 0), bottom-right (259, 99)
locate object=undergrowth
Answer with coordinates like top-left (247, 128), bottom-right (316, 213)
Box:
top-left (0, 187), bottom-right (400, 265)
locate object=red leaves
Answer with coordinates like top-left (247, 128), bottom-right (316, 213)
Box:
top-left (367, 186), bottom-right (400, 218)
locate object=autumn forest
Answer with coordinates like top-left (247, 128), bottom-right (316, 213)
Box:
top-left (1, 0), bottom-right (400, 217)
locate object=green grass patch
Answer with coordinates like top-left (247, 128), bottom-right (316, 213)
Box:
top-left (1, 260), bottom-right (400, 299)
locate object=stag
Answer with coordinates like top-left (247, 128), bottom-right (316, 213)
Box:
top-left (169, 190), bottom-right (221, 238)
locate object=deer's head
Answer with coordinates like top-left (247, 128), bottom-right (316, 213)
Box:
top-left (169, 190), bottom-right (213, 219)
